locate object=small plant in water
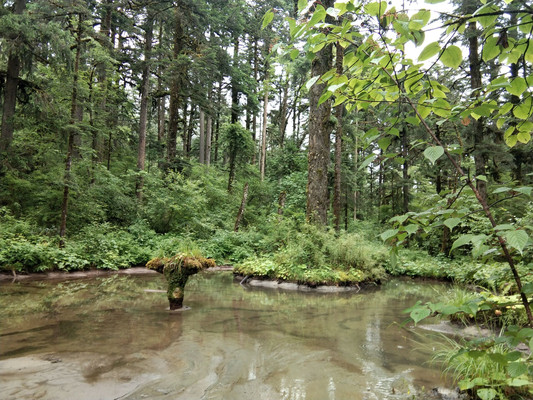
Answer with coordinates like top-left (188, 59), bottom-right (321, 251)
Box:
top-left (146, 253), bottom-right (215, 310)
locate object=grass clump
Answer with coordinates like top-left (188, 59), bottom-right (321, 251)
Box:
top-left (235, 223), bottom-right (388, 286)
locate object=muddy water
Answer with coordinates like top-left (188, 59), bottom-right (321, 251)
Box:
top-left (0, 272), bottom-right (450, 400)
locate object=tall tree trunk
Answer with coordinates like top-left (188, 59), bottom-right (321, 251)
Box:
top-left (157, 19), bottom-right (166, 163)
top-left (206, 114), bottom-right (212, 166)
top-left (279, 73), bottom-right (290, 148)
top-left (252, 37), bottom-right (259, 164)
top-left (167, 4), bottom-right (184, 162)
top-left (93, 0), bottom-right (113, 165)
top-left (199, 109), bottom-right (205, 164)
top-left (378, 149), bottom-right (384, 208)
top-left (401, 127), bottom-right (409, 213)
top-left (234, 182), bottom-right (249, 232)
top-left (353, 131), bottom-right (359, 221)
top-left (136, 13), bottom-right (154, 202)
top-left (59, 13), bottom-right (83, 248)
top-left (231, 34), bottom-right (240, 124)
top-left (186, 104), bottom-right (195, 156)
top-left (468, 20), bottom-right (487, 202)
top-left (260, 74), bottom-right (268, 181)
top-left (333, 42), bottom-right (344, 232)
top-left (181, 101), bottom-right (189, 156)
top-left (89, 68), bottom-right (97, 184)
top-left (214, 81), bottom-right (222, 163)
top-left (508, 11), bottom-right (524, 184)
top-left (158, 95), bottom-right (166, 159)
top-left (306, 0), bottom-right (334, 225)
top-left (1, 0), bottom-right (27, 153)
top-left (278, 191), bottom-right (286, 215)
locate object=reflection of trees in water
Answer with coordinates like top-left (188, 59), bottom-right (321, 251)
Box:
top-left (1, 271), bottom-right (448, 393)
top-left (0, 275), bottom-right (184, 356)
top-left (190, 272), bottom-right (447, 395)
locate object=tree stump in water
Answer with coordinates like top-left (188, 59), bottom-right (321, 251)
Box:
top-left (146, 254), bottom-right (216, 310)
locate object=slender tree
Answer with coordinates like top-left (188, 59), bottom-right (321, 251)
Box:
top-left (306, 0), bottom-right (334, 225)
top-left (1, 0), bottom-right (27, 153)
top-left (136, 10), bottom-right (154, 201)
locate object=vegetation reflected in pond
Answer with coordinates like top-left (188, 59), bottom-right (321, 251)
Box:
top-left (0, 272), bottom-right (450, 400)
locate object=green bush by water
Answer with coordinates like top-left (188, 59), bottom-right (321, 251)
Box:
top-left (235, 223), bottom-right (388, 285)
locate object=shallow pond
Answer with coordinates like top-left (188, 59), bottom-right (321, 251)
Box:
top-left (0, 271), bottom-right (451, 399)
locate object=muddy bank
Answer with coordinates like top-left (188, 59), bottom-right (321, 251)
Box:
top-left (0, 352), bottom-right (164, 400)
top-left (0, 266), bottom-right (233, 282)
top-left (235, 274), bottom-right (376, 293)
top-left (419, 321), bottom-right (494, 339)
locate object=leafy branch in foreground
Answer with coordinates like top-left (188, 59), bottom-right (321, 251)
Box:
top-left (278, 0), bottom-right (533, 327)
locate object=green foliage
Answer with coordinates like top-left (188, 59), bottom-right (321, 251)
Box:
top-left (387, 249), bottom-right (533, 294)
top-left (433, 336), bottom-right (533, 400)
top-left (220, 123), bottom-right (255, 190)
top-left (405, 293), bottom-right (533, 399)
top-left (235, 223), bottom-right (388, 285)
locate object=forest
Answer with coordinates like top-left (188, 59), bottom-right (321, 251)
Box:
top-left (1, 0), bottom-right (533, 398)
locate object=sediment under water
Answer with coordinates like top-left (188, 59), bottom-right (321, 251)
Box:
top-left (0, 272), bottom-right (451, 400)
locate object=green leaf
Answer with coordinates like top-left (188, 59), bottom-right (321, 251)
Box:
top-left (380, 228), bottom-right (399, 242)
top-left (326, 7), bottom-right (340, 18)
top-left (517, 130), bottom-right (531, 144)
top-left (364, 1), bottom-right (388, 17)
top-left (298, 0), bottom-right (308, 13)
top-left (507, 378), bottom-right (532, 387)
top-left (515, 186), bottom-right (532, 196)
top-left (305, 76), bottom-right (320, 91)
top-left (378, 136), bottom-right (392, 151)
top-left (418, 41), bottom-right (440, 61)
top-left (411, 9), bottom-right (431, 26)
top-left (333, 95), bottom-right (347, 107)
top-left (290, 49), bottom-right (300, 60)
top-left (423, 146), bottom-right (444, 165)
top-left (318, 91), bottom-right (333, 105)
top-left (513, 97), bottom-right (533, 120)
top-left (482, 36), bottom-right (500, 61)
top-left (308, 5), bottom-right (326, 26)
top-left (494, 224), bottom-right (514, 231)
top-left (492, 187), bottom-right (511, 194)
top-left (504, 230), bottom-right (529, 254)
top-left (444, 218), bottom-right (461, 230)
top-left (451, 234), bottom-right (474, 251)
top-left (508, 77), bottom-right (527, 97)
top-left (404, 224), bottom-right (419, 235)
top-left (261, 10), bottom-right (274, 30)
top-left (507, 362), bottom-right (528, 378)
top-left (477, 388), bottom-right (497, 400)
top-left (440, 45), bottom-right (463, 69)
top-left (359, 154), bottom-right (376, 170)
top-left (410, 306), bottom-right (431, 324)
top-left (523, 282), bottom-right (533, 296)
top-left (505, 134), bottom-right (518, 147)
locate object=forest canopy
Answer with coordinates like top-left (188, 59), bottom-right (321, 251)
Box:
top-left (0, 0), bottom-right (531, 274)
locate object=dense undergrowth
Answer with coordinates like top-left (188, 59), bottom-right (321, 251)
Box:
top-left (2, 157), bottom-right (532, 399)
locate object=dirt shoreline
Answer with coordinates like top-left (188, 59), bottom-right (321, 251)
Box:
top-left (0, 265), bottom-right (234, 282)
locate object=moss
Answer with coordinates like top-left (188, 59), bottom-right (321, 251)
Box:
top-left (146, 257), bottom-right (168, 273)
top-left (146, 253), bottom-right (216, 310)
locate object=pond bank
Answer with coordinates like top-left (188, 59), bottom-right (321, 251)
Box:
top-left (0, 273), bottom-right (461, 400)
top-left (0, 265), bottom-right (234, 282)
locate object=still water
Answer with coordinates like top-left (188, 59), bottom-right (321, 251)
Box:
top-left (0, 271), bottom-right (450, 400)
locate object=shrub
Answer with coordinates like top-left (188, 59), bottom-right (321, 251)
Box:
top-left (235, 223), bottom-right (388, 285)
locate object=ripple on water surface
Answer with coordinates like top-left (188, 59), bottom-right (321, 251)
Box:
top-left (0, 272), bottom-right (450, 400)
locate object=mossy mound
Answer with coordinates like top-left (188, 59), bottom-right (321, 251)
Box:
top-left (146, 253), bottom-right (215, 274)
top-left (146, 253), bottom-right (216, 310)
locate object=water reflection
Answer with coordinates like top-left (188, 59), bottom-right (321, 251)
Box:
top-left (0, 273), bottom-right (449, 399)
